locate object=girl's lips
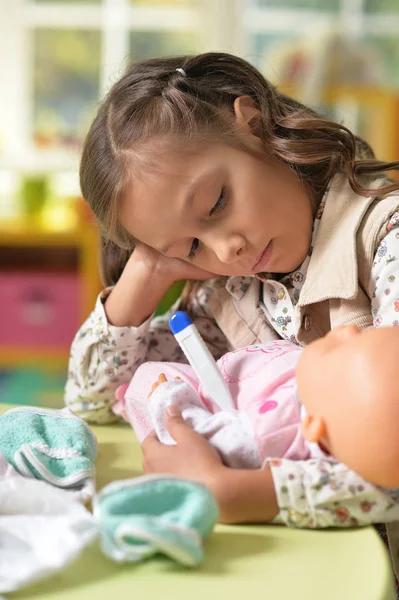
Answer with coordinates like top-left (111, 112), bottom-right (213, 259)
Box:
top-left (253, 241), bottom-right (273, 271)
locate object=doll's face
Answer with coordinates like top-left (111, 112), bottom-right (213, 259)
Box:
top-left (297, 326), bottom-right (399, 487)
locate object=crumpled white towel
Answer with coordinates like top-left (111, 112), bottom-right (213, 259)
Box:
top-left (149, 380), bottom-right (261, 469)
top-left (0, 451), bottom-right (98, 595)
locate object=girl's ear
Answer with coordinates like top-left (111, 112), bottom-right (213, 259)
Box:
top-left (301, 414), bottom-right (326, 443)
top-left (233, 96), bottom-right (262, 137)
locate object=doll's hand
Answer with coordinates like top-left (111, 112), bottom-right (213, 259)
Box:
top-left (148, 373), bottom-right (168, 399)
top-left (113, 384), bottom-right (129, 421)
top-left (142, 405), bottom-right (224, 494)
top-left (148, 373), bottom-right (181, 399)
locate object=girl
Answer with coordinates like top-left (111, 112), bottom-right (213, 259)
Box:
top-left (66, 52), bottom-right (399, 530)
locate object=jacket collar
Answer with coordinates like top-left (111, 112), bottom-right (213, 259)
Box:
top-left (298, 173), bottom-right (385, 305)
top-left (225, 275), bottom-right (253, 301)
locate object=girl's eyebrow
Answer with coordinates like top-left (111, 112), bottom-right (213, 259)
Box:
top-left (158, 170), bottom-right (213, 254)
top-left (184, 171), bottom-right (210, 209)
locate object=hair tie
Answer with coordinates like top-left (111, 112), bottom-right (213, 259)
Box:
top-left (175, 68), bottom-right (187, 77)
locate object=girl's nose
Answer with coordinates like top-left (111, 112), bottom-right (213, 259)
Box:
top-left (211, 234), bottom-right (245, 264)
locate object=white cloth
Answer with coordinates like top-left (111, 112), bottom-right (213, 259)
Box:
top-left (149, 380), bottom-right (260, 469)
top-left (0, 451), bottom-right (98, 595)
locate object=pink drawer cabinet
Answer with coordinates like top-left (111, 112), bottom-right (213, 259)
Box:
top-left (0, 271), bottom-right (79, 347)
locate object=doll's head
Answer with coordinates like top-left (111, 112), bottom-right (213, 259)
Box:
top-left (297, 325), bottom-right (399, 488)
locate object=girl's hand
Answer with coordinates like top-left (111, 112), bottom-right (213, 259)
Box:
top-left (130, 243), bottom-right (216, 285)
top-left (142, 405), bottom-right (280, 524)
top-left (104, 243), bottom-right (215, 327)
top-left (142, 405), bottom-right (224, 491)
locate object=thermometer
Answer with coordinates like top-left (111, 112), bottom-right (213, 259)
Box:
top-left (169, 311), bottom-right (235, 413)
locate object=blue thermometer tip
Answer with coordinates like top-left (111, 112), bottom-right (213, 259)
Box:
top-left (169, 311), bottom-right (193, 334)
top-left (169, 310), bottom-right (235, 412)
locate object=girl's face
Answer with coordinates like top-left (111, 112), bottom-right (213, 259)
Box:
top-left (121, 139), bottom-right (315, 277)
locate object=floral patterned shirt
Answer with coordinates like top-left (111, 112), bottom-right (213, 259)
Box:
top-left (64, 206), bottom-right (399, 530)
top-left (258, 207), bottom-right (399, 342)
top-left (370, 213), bottom-right (399, 328)
top-left (268, 458), bottom-right (399, 528)
top-left (258, 199), bottom-right (325, 341)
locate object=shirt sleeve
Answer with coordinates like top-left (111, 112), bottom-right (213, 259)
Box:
top-left (64, 284), bottom-right (230, 424)
top-left (266, 458), bottom-right (399, 528)
top-left (369, 213), bottom-right (399, 328)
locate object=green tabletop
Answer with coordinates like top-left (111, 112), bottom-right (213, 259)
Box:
top-left (4, 408), bottom-right (395, 600)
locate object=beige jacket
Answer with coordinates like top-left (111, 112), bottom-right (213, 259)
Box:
top-left (210, 173), bottom-right (399, 347)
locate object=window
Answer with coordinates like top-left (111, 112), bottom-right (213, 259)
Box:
top-left (33, 29), bottom-right (101, 149)
top-left (0, 0), bottom-right (202, 173)
top-left (1, 0), bottom-right (398, 175)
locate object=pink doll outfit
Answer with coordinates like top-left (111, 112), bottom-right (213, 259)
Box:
top-left (115, 341), bottom-right (316, 469)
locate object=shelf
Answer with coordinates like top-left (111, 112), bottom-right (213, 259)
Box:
top-left (0, 217), bottom-right (102, 369)
top-left (0, 219), bottom-right (96, 248)
top-left (0, 347), bottom-right (70, 370)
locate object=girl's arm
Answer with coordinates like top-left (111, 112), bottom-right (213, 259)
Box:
top-left (142, 407), bottom-right (399, 527)
top-left (267, 457), bottom-right (399, 528)
top-left (103, 244), bottom-right (176, 327)
top-left (212, 467), bottom-right (279, 523)
top-left (64, 250), bottom-right (229, 424)
top-left (103, 242), bottom-right (217, 327)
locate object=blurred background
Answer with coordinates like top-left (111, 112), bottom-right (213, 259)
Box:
top-left (1, 0), bottom-right (398, 409)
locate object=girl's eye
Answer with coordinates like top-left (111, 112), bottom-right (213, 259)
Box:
top-left (210, 187), bottom-right (227, 216)
top-left (187, 187), bottom-right (227, 260)
top-left (188, 238), bottom-right (199, 260)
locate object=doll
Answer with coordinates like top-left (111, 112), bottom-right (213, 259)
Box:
top-left (115, 325), bottom-right (399, 489)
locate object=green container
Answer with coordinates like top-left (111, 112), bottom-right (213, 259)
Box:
top-left (20, 174), bottom-right (49, 218)
top-left (155, 280), bottom-right (186, 315)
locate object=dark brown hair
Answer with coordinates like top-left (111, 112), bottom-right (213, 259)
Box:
top-left (80, 51), bottom-right (399, 295)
